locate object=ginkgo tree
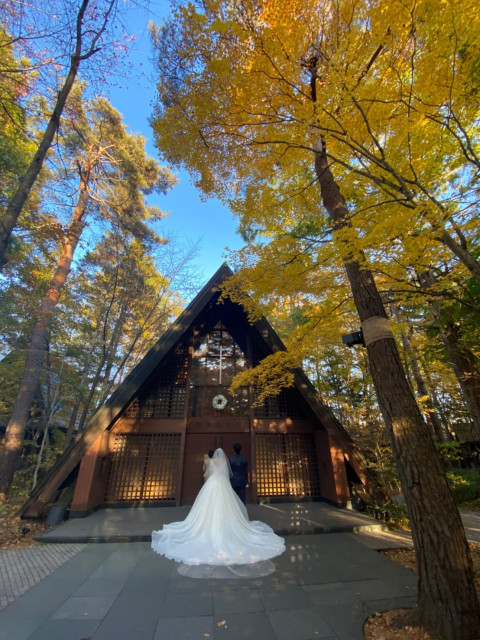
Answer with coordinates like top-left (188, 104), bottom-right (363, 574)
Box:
top-left (150, 0), bottom-right (480, 637)
top-left (0, 27), bottom-right (32, 212)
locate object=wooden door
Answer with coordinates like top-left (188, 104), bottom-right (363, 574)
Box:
top-left (181, 431), bottom-right (251, 504)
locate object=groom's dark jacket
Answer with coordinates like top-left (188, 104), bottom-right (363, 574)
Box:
top-left (229, 454), bottom-right (248, 489)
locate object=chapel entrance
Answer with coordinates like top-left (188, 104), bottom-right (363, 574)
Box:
top-left (180, 429), bottom-right (252, 504)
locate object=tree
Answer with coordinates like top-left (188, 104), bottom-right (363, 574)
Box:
top-left (0, 27), bottom-right (32, 211)
top-left (426, 268), bottom-right (480, 440)
top-left (0, 93), bottom-right (176, 500)
top-left (0, 0), bottom-right (125, 268)
top-left (389, 302), bottom-right (450, 441)
top-left (150, 1), bottom-right (480, 637)
top-left (61, 232), bottom-right (188, 448)
top-left (314, 141), bottom-right (479, 638)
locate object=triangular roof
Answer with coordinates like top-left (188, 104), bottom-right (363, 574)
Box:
top-left (20, 263), bottom-right (374, 517)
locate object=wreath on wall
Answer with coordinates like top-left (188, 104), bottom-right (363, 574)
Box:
top-left (212, 394), bottom-right (228, 411)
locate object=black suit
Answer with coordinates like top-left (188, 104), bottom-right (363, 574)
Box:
top-left (229, 453), bottom-right (248, 505)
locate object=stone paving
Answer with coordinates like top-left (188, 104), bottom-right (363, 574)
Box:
top-left (0, 502), bottom-right (394, 624)
top-left (0, 536), bottom-right (418, 640)
top-left (0, 505), bottom-right (477, 639)
top-left (35, 502), bottom-right (390, 544)
top-left (0, 544), bottom-right (85, 612)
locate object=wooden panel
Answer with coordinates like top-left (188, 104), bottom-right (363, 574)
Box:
top-left (252, 419), bottom-right (315, 434)
top-left (181, 434), bottom-right (216, 504)
top-left (315, 431), bottom-right (350, 505)
top-left (111, 418), bottom-right (185, 434)
top-left (187, 417), bottom-right (250, 433)
top-left (71, 435), bottom-right (107, 513)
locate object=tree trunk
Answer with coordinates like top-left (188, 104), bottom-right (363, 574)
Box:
top-left (98, 305), bottom-right (171, 406)
top-left (418, 270), bottom-right (480, 439)
top-left (419, 352), bottom-right (455, 441)
top-left (314, 144), bottom-right (480, 639)
top-left (401, 329), bottom-right (447, 440)
top-left (389, 301), bottom-right (448, 441)
top-left (0, 181), bottom-right (89, 500)
top-left (63, 314), bottom-right (105, 450)
top-left (441, 323), bottom-right (480, 441)
top-left (76, 351), bottom-right (108, 434)
top-left (75, 300), bottom-right (128, 432)
top-left (31, 421), bottom-right (49, 492)
top-left (64, 400), bottom-right (81, 451)
top-left (100, 303), bottom-right (128, 390)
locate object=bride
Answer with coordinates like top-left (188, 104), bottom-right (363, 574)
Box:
top-left (151, 448), bottom-right (285, 565)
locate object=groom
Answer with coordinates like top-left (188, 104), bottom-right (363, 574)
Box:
top-left (229, 443), bottom-right (248, 505)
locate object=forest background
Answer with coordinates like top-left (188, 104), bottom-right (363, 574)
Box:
top-left (1, 0), bottom-right (480, 637)
top-left (0, 0), bottom-right (479, 522)
top-left (0, 0), bottom-right (240, 498)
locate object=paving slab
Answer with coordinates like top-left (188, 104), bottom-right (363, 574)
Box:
top-left (213, 589), bottom-right (264, 614)
top-left (50, 595), bottom-right (116, 620)
top-left (92, 594), bottom-right (162, 640)
top-left (153, 616), bottom-right (215, 640)
top-left (213, 611), bottom-right (277, 640)
top-left (266, 607), bottom-right (337, 640)
top-left (459, 509), bottom-right (480, 543)
top-left (6, 619), bottom-right (101, 640)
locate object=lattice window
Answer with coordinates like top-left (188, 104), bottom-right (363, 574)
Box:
top-left (250, 344), bottom-right (266, 368)
top-left (253, 388), bottom-right (307, 419)
top-left (125, 398), bottom-right (139, 419)
top-left (124, 345), bottom-right (188, 419)
top-left (249, 343), bottom-right (307, 419)
top-left (256, 433), bottom-right (286, 496)
top-left (105, 433), bottom-right (181, 502)
top-left (189, 321), bottom-right (249, 417)
top-left (256, 433), bottom-right (320, 498)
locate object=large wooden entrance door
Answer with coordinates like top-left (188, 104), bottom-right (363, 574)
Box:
top-left (181, 431), bottom-right (251, 504)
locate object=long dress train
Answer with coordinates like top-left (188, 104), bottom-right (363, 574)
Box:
top-left (151, 448), bottom-right (285, 565)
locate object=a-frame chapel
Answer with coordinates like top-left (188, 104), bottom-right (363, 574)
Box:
top-left (21, 264), bottom-right (372, 519)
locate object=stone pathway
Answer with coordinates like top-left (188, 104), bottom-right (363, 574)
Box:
top-left (0, 544), bottom-right (86, 612)
top-left (1, 506), bottom-right (476, 637)
top-left (0, 537), bottom-right (418, 640)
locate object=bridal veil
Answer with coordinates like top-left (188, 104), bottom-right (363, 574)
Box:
top-left (151, 448), bottom-right (285, 565)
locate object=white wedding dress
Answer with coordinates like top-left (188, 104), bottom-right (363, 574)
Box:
top-left (151, 448), bottom-right (285, 565)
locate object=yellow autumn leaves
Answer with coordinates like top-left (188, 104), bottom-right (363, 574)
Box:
top-left (151, 0), bottom-right (480, 395)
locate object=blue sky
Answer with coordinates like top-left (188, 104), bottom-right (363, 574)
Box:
top-left (106, 1), bottom-right (244, 283)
